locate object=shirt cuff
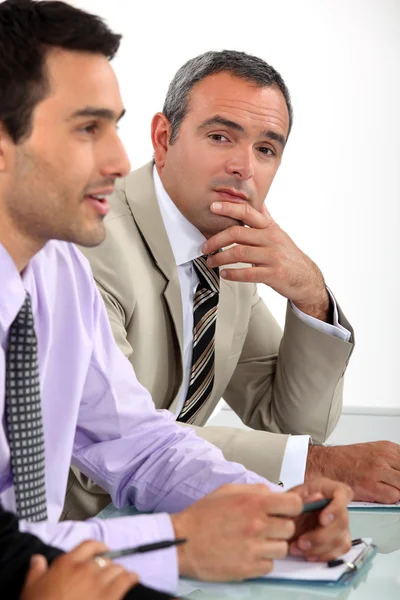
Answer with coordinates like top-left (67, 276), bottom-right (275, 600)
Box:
top-left (290, 288), bottom-right (351, 342)
top-left (279, 435), bottom-right (310, 489)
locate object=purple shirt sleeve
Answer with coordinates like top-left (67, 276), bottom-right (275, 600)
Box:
top-left (19, 512), bottom-right (178, 593)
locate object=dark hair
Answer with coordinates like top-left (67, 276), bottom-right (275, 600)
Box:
top-left (0, 0), bottom-right (122, 143)
top-left (163, 50), bottom-right (293, 144)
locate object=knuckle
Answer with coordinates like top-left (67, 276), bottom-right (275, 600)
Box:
top-left (285, 519), bottom-right (296, 539)
top-left (244, 516), bottom-right (265, 537)
top-left (276, 541), bottom-right (289, 559)
top-left (233, 225), bottom-right (244, 239)
top-left (234, 244), bottom-right (246, 261)
top-left (386, 488), bottom-right (400, 504)
top-left (244, 203), bottom-right (252, 217)
top-left (343, 483), bottom-right (353, 499)
top-left (245, 268), bottom-right (256, 282)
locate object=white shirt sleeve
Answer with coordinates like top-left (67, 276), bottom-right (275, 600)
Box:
top-left (279, 435), bottom-right (310, 489)
top-left (290, 288), bottom-right (351, 342)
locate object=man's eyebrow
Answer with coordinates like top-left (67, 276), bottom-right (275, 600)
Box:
top-left (261, 129), bottom-right (286, 148)
top-left (197, 116), bottom-right (245, 134)
top-left (198, 115), bottom-right (286, 147)
top-left (66, 107), bottom-right (126, 122)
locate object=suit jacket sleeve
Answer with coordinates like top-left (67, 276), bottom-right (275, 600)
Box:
top-left (224, 286), bottom-right (354, 443)
top-left (0, 506), bottom-right (62, 599)
top-left (77, 249), bottom-right (353, 486)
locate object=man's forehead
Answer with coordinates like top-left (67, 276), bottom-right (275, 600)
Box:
top-left (43, 48), bottom-right (123, 112)
top-left (188, 73), bottom-right (289, 133)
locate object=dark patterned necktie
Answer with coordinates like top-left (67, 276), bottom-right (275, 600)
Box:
top-left (177, 256), bottom-right (220, 424)
top-left (5, 293), bottom-right (48, 522)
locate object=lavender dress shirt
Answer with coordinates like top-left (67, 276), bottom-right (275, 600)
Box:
top-left (0, 241), bottom-right (277, 592)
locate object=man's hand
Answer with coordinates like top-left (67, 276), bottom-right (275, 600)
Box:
top-left (203, 202), bottom-right (330, 321)
top-left (20, 541), bottom-right (139, 600)
top-left (289, 478), bottom-right (353, 561)
top-left (307, 441), bottom-right (400, 504)
top-left (171, 483), bottom-right (302, 581)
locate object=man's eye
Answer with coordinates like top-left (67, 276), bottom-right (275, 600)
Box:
top-left (208, 134), bottom-right (229, 142)
top-left (258, 146), bottom-right (274, 156)
top-left (80, 123), bottom-right (98, 135)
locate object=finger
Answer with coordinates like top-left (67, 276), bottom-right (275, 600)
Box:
top-left (210, 201), bottom-right (270, 229)
top-left (220, 266), bottom-right (274, 283)
top-left (67, 540), bottom-right (110, 562)
top-left (313, 535), bottom-right (352, 562)
top-left (96, 563), bottom-right (129, 586)
top-left (261, 204), bottom-right (275, 224)
top-left (263, 516), bottom-right (296, 540)
top-left (258, 540), bottom-right (289, 560)
top-left (373, 464), bottom-right (400, 489)
top-left (237, 558), bottom-right (274, 580)
top-left (203, 225), bottom-right (265, 256)
top-left (299, 479), bottom-right (353, 526)
top-left (359, 481), bottom-right (400, 504)
top-left (106, 571), bottom-right (139, 599)
top-left (265, 491), bottom-right (303, 517)
top-left (24, 555), bottom-right (48, 586)
top-left (298, 529), bottom-right (352, 561)
top-left (296, 515), bottom-right (350, 557)
top-left (207, 246), bottom-right (269, 269)
top-left (303, 493), bottom-right (324, 504)
top-left (319, 493), bottom-right (352, 527)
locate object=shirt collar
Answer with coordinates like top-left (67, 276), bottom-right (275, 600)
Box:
top-left (0, 243), bottom-right (27, 340)
top-left (153, 165), bottom-right (206, 267)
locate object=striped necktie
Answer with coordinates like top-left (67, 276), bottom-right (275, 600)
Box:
top-left (5, 293), bottom-right (48, 522)
top-left (177, 256), bottom-right (220, 424)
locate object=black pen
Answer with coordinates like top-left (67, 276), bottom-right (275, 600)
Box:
top-left (301, 498), bottom-right (332, 514)
top-left (327, 539), bottom-right (365, 568)
top-left (328, 558), bottom-right (355, 569)
top-left (97, 538), bottom-right (187, 560)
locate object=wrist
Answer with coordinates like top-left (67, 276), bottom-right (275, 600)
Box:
top-left (170, 512), bottom-right (194, 578)
top-left (294, 289), bottom-right (331, 322)
top-left (305, 445), bottom-right (337, 481)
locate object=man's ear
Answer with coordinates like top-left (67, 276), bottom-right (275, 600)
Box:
top-left (151, 112), bottom-right (172, 170)
top-left (0, 123), bottom-right (13, 173)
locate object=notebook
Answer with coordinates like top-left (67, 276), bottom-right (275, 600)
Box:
top-left (178, 539), bottom-right (376, 596)
top-left (261, 539), bottom-right (374, 584)
top-left (349, 501), bottom-right (400, 509)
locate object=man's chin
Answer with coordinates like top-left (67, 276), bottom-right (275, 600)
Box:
top-left (72, 223), bottom-right (106, 248)
top-left (203, 215), bottom-right (244, 238)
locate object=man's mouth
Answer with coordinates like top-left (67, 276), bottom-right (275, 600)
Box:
top-left (84, 191), bottom-right (113, 217)
top-left (214, 188), bottom-right (249, 203)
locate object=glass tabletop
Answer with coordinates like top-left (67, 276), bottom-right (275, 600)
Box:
top-left (98, 505), bottom-right (400, 599)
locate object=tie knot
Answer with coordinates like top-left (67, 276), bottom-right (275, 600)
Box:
top-left (193, 256), bottom-right (220, 294)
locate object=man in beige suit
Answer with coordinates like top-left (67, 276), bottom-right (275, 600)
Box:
top-left (64, 50), bottom-right (400, 520)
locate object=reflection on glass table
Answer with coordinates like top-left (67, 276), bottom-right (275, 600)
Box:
top-left (97, 506), bottom-right (400, 600)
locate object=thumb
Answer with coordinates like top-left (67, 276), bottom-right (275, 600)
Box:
top-left (24, 554), bottom-right (49, 587)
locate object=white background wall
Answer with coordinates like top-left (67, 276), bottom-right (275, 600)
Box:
top-left (74, 0), bottom-right (400, 412)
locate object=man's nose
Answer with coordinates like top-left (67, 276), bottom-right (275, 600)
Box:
top-left (100, 135), bottom-right (131, 180)
top-left (225, 148), bottom-right (254, 181)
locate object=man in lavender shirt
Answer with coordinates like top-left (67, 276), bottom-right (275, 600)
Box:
top-left (0, 0), bottom-right (353, 594)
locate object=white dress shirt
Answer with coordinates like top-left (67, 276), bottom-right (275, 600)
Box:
top-left (153, 166), bottom-right (351, 489)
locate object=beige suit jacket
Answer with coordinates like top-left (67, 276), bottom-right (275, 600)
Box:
top-left (62, 162), bottom-right (354, 520)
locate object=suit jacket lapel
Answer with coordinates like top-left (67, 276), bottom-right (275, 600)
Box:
top-left (123, 163), bottom-right (185, 389)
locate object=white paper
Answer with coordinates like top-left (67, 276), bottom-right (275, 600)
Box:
top-left (262, 539), bottom-right (372, 582)
top-left (349, 501), bottom-right (400, 508)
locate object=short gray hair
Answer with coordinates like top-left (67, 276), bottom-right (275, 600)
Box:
top-left (162, 50), bottom-right (293, 144)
